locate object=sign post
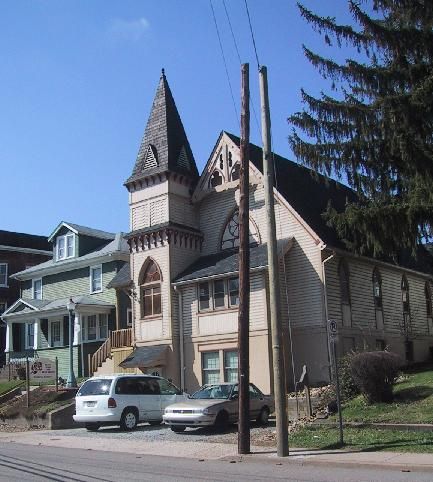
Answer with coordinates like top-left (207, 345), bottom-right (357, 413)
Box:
top-left (328, 319), bottom-right (344, 445)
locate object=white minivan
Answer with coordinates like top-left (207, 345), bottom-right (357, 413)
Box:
top-left (73, 374), bottom-right (187, 431)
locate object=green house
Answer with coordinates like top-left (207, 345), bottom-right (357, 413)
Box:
top-left (2, 222), bottom-right (131, 379)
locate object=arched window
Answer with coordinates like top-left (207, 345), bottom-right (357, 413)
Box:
top-left (220, 210), bottom-right (260, 250)
top-left (139, 260), bottom-right (161, 318)
top-left (338, 259), bottom-right (351, 305)
top-left (401, 275), bottom-right (410, 314)
top-left (425, 282), bottom-right (432, 317)
top-left (372, 268), bottom-right (383, 309)
top-left (230, 164), bottom-right (240, 181)
top-left (209, 170), bottom-right (223, 187)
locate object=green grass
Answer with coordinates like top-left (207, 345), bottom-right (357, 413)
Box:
top-left (339, 368), bottom-right (433, 424)
top-left (290, 426), bottom-right (433, 453)
top-left (291, 367), bottom-right (433, 453)
top-left (0, 381), bottom-right (23, 396)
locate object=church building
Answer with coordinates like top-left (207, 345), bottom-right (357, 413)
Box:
top-left (120, 71), bottom-right (433, 393)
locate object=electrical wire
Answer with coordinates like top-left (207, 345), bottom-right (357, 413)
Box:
top-left (222, 0), bottom-right (261, 136)
top-left (210, 0), bottom-right (240, 128)
top-left (244, 0), bottom-right (260, 71)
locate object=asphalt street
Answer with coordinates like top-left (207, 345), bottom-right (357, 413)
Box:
top-left (0, 441), bottom-right (432, 482)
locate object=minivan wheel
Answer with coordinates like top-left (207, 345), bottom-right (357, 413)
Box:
top-left (85, 422), bottom-right (101, 432)
top-left (171, 425), bottom-right (186, 433)
top-left (256, 407), bottom-right (270, 425)
top-left (120, 409), bottom-right (138, 431)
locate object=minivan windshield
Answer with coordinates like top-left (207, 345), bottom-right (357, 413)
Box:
top-left (77, 378), bottom-right (113, 396)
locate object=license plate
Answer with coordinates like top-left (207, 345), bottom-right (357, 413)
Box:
top-left (85, 401), bottom-right (97, 408)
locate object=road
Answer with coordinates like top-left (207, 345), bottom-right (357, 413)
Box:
top-left (0, 441), bottom-right (431, 482)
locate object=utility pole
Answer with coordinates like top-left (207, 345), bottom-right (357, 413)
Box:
top-left (259, 65), bottom-right (289, 457)
top-left (238, 63), bottom-right (251, 455)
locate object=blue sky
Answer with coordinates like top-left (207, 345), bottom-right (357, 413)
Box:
top-left (1, 0), bottom-right (355, 237)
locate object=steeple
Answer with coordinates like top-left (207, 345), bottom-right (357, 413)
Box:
top-left (125, 70), bottom-right (199, 186)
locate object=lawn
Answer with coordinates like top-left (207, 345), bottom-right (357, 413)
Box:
top-left (0, 380), bottom-right (23, 396)
top-left (290, 366), bottom-right (433, 453)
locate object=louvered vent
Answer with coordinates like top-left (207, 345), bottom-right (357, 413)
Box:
top-left (177, 146), bottom-right (190, 170)
top-left (143, 144), bottom-right (158, 170)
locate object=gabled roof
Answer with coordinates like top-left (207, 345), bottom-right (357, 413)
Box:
top-left (0, 230), bottom-right (52, 252)
top-left (174, 239), bottom-right (292, 284)
top-left (106, 262), bottom-right (131, 289)
top-left (125, 70), bottom-right (199, 185)
top-left (12, 232), bottom-right (129, 280)
top-left (48, 221), bottom-right (115, 242)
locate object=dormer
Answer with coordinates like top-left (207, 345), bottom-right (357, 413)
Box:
top-left (48, 222), bottom-right (115, 261)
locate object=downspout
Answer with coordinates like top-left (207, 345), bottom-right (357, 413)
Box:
top-left (173, 285), bottom-right (185, 392)
top-left (321, 247), bottom-right (335, 381)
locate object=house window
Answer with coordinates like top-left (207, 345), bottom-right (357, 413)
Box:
top-left (202, 352), bottom-right (220, 385)
top-left (213, 280), bottom-right (225, 309)
top-left (127, 308), bottom-right (133, 327)
top-left (425, 282), bottom-right (432, 318)
top-left (209, 170), bottom-right (223, 187)
top-left (199, 282), bottom-right (210, 310)
top-left (0, 302), bottom-right (7, 315)
top-left (82, 314), bottom-right (108, 342)
top-left (198, 277), bottom-right (240, 311)
top-left (0, 263), bottom-right (8, 287)
top-left (57, 234), bottom-right (75, 260)
top-left (25, 323), bottom-right (35, 349)
top-left (220, 210), bottom-right (260, 250)
top-left (49, 320), bottom-right (62, 347)
top-left (90, 265), bottom-right (102, 293)
top-left (401, 275), bottom-right (410, 314)
top-left (139, 260), bottom-right (162, 318)
top-left (32, 279), bottom-right (42, 300)
top-left (230, 163), bottom-right (240, 181)
top-left (372, 268), bottom-right (382, 309)
top-left (338, 259), bottom-right (351, 305)
top-left (201, 349), bottom-right (238, 385)
top-left (224, 350), bottom-right (238, 383)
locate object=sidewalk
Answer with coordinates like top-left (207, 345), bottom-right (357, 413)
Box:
top-left (0, 429), bottom-right (432, 472)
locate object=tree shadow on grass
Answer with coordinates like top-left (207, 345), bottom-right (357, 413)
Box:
top-left (393, 385), bottom-right (433, 403)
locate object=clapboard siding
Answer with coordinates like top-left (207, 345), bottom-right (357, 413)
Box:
top-left (169, 194), bottom-right (198, 229)
top-left (326, 254), bottom-right (432, 344)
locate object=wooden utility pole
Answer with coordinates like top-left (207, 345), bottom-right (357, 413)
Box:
top-left (238, 63), bottom-right (251, 455)
top-left (259, 65), bottom-right (289, 457)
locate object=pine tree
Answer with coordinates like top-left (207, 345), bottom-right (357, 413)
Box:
top-left (289, 1), bottom-right (433, 257)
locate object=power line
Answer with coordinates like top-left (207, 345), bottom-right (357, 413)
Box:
top-left (223, 0), bottom-right (260, 135)
top-left (244, 0), bottom-right (260, 70)
top-left (210, 0), bottom-right (240, 128)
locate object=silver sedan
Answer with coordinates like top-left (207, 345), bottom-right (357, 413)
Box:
top-left (163, 382), bottom-right (274, 432)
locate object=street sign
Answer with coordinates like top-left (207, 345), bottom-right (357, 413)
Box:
top-left (328, 319), bottom-right (338, 340)
top-left (29, 358), bottom-right (56, 381)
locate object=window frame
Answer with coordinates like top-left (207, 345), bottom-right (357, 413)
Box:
top-left (48, 320), bottom-right (63, 348)
top-left (56, 233), bottom-right (75, 261)
top-left (139, 260), bottom-right (162, 319)
top-left (198, 277), bottom-right (240, 312)
top-left (25, 322), bottom-right (35, 350)
top-left (0, 263), bottom-right (8, 287)
top-left (81, 313), bottom-right (108, 342)
top-left (32, 278), bottom-right (43, 300)
top-left (90, 265), bottom-right (103, 294)
top-left (127, 308), bottom-right (133, 327)
top-left (425, 282), bottom-right (432, 318)
top-left (401, 275), bottom-right (410, 315)
top-left (338, 259), bottom-right (351, 306)
top-left (201, 349), bottom-right (239, 385)
top-left (372, 268), bottom-right (382, 309)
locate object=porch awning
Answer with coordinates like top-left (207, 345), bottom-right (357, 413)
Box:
top-left (119, 345), bottom-right (168, 369)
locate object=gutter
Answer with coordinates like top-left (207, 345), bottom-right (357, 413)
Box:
top-left (321, 246), bottom-right (335, 381)
top-left (173, 285), bottom-right (185, 392)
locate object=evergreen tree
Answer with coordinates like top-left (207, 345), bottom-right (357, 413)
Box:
top-left (289, 1), bottom-right (433, 257)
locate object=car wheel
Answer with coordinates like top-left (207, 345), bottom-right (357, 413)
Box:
top-left (256, 407), bottom-right (270, 425)
top-left (214, 410), bottom-right (229, 432)
top-left (85, 422), bottom-right (101, 432)
top-left (171, 425), bottom-right (186, 433)
top-left (148, 420), bottom-right (162, 426)
top-left (120, 408), bottom-right (138, 431)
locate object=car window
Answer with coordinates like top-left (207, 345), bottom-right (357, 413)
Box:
top-left (249, 384), bottom-right (261, 399)
top-left (77, 379), bottom-right (112, 396)
top-left (115, 377), bottom-right (142, 395)
top-left (192, 384), bottom-right (232, 399)
top-left (157, 378), bottom-right (181, 395)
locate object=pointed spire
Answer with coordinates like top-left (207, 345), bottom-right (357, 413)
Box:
top-left (126, 71), bottom-right (199, 185)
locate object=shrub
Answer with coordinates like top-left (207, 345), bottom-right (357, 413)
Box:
top-left (336, 351), bottom-right (360, 401)
top-left (350, 351), bottom-right (402, 404)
